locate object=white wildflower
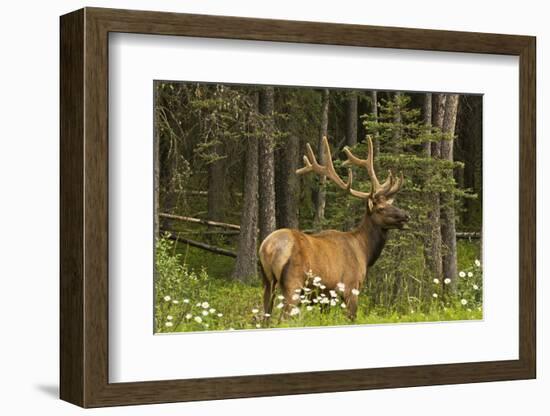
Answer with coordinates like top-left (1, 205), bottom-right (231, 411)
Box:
top-left (337, 282), bottom-right (345, 292)
top-left (444, 278), bottom-right (451, 285)
top-left (473, 284), bottom-right (479, 290)
top-left (166, 315), bottom-right (173, 321)
top-left (204, 323), bottom-right (209, 328)
top-left (209, 308), bottom-right (216, 314)
top-left (172, 300), bottom-right (179, 304)
top-left (432, 293), bottom-right (438, 298)
top-left (194, 316), bottom-right (202, 323)
top-left (201, 302), bottom-right (209, 309)
top-left (300, 295), bottom-right (305, 299)
top-left (467, 272), bottom-right (474, 278)
top-left (251, 308), bottom-right (259, 314)
top-left (256, 324), bottom-right (261, 328)
top-left (202, 310), bottom-right (209, 316)
top-left (312, 298), bottom-right (319, 304)
top-left (459, 271), bottom-right (466, 278)
top-left (320, 284), bottom-right (326, 290)
top-left (263, 313), bottom-right (270, 317)
top-left (329, 290), bottom-right (337, 298)
top-left (433, 278), bottom-right (440, 284)
top-left (185, 313), bottom-right (192, 320)
top-left (217, 313), bottom-right (223, 317)
top-left (277, 295), bottom-right (284, 300)
top-left (306, 306), bottom-right (313, 311)
top-left (313, 276), bottom-right (322, 284)
top-left (165, 322), bottom-right (173, 327)
top-left (475, 259), bottom-right (481, 267)
top-left (351, 288), bottom-right (360, 296)
top-left (276, 303), bottom-right (284, 309)
top-left (320, 298), bottom-right (329, 304)
top-left (163, 295), bottom-right (171, 302)
top-left (330, 299), bottom-right (337, 306)
top-left (290, 307), bottom-right (300, 316)
top-left (461, 299), bottom-right (468, 305)
top-left (320, 293), bottom-right (326, 297)
top-left (183, 299), bottom-right (189, 304)
top-left (292, 294), bottom-right (300, 301)
top-left (341, 303), bottom-right (346, 309)
top-left (303, 288), bottom-right (311, 293)
top-left (294, 288), bottom-right (301, 294)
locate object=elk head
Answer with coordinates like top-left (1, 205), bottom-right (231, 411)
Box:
top-left (297, 135), bottom-right (409, 229)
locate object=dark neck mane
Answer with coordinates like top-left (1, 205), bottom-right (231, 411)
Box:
top-left (354, 214), bottom-right (388, 267)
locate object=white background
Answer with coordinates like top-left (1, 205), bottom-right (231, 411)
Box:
top-left (0, 0), bottom-right (546, 414)
top-left (109, 34), bottom-right (519, 382)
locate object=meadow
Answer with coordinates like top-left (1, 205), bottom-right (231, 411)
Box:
top-left (155, 235), bottom-right (482, 333)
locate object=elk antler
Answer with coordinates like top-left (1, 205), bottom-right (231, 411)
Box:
top-left (296, 136), bottom-right (370, 199)
top-left (384, 171), bottom-right (404, 199)
top-left (342, 135), bottom-right (404, 198)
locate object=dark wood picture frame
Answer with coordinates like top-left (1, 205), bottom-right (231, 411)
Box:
top-left (60, 7), bottom-right (536, 408)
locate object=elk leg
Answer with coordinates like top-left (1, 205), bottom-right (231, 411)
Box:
top-left (263, 280), bottom-right (277, 319)
top-left (343, 288), bottom-right (358, 320)
top-left (280, 269), bottom-right (303, 318)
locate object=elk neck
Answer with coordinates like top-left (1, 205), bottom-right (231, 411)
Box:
top-left (352, 213), bottom-right (388, 267)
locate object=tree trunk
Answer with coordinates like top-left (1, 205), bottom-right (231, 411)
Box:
top-left (275, 133), bottom-right (300, 229)
top-left (370, 90), bottom-right (380, 155)
top-left (258, 87), bottom-right (277, 242)
top-left (422, 93), bottom-right (432, 157)
top-left (313, 89), bottom-right (330, 228)
top-left (154, 112), bottom-right (160, 241)
top-left (432, 94), bottom-right (446, 157)
top-left (427, 93), bottom-right (446, 281)
top-left (207, 142), bottom-right (226, 221)
top-left (456, 95), bottom-right (483, 229)
top-left (232, 97), bottom-right (260, 280)
top-left (440, 94), bottom-right (460, 289)
top-left (345, 92), bottom-right (358, 146)
top-left (422, 93), bottom-right (441, 280)
top-left (157, 91), bottom-right (178, 231)
top-left (392, 91), bottom-right (402, 150)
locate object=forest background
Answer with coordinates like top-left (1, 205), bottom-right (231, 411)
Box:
top-left (153, 83), bottom-right (483, 332)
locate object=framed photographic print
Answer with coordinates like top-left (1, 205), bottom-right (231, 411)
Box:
top-left (60, 7), bottom-right (536, 408)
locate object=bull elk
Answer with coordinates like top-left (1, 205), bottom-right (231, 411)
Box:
top-left (259, 135), bottom-right (410, 319)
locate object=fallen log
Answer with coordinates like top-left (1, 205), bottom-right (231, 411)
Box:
top-left (184, 190), bottom-right (242, 197)
top-left (161, 215), bottom-right (480, 241)
top-left (456, 232), bottom-right (481, 239)
top-left (162, 229), bottom-right (240, 236)
top-left (165, 233), bottom-right (237, 258)
top-left (159, 213), bottom-right (240, 230)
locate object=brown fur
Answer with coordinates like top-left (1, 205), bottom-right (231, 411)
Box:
top-left (259, 197), bottom-right (408, 319)
top-left (261, 136), bottom-right (410, 319)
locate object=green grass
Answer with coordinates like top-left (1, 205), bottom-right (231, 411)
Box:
top-left (175, 237), bottom-right (236, 281)
top-left (155, 237), bottom-right (483, 333)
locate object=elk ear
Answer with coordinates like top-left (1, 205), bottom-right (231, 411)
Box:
top-left (367, 197), bottom-right (375, 214)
